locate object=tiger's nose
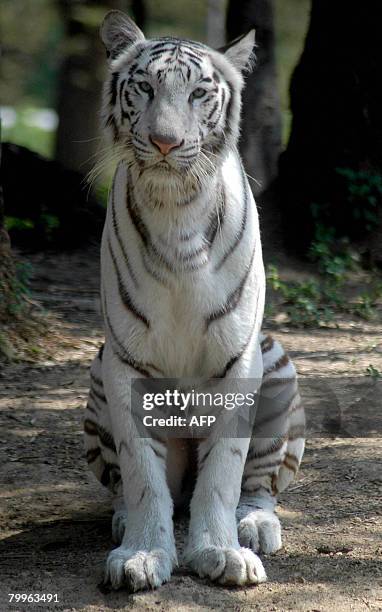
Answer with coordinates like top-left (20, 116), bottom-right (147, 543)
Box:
top-left (150, 135), bottom-right (183, 156)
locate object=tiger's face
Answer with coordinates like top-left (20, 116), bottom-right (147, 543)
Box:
top-left (101, 11), bottom-right (255, 180)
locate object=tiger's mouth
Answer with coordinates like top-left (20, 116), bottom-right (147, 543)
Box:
top-left (144, 159), bottom-right (185, 177)
top-left (157, 160), bottom-right (171, 169)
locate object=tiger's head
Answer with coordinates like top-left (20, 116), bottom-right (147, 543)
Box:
top-left (100, 11), bottom-right (254, 185)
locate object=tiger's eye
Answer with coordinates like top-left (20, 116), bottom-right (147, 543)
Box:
top-left (190, 87), bottom-right (206, 101)
top-left (138, 81), bottom-right (154, 95)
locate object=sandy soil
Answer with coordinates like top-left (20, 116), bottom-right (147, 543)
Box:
top-left (0, 249), bottom-right (381, 612)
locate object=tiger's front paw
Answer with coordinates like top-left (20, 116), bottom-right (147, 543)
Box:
top-left (186, 546), bottom-right (267, 586)
top-left (238, 510), bottom-right (282, 554)
top-left (105, 546), bottom-right (174, 591)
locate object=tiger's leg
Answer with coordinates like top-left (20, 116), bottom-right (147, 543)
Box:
top-left (84, 346), bottom-right (128, 544)
top-left (185, 434), bottom-right (267, 586)
top-left (102, 345), bottom-right (176, 591)
top-left (238, 334), bottom-right (305, 554)
top-left (184, 344), bottom-right (267, 586)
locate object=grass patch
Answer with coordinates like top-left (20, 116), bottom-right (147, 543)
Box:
top-left (266, 227), bottom-right (382, 327)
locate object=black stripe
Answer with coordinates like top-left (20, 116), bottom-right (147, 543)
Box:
top-left (215, 163), bottom-right (248, 271)
top-left (90, 371), bottom-right (104, 389)
top-left (86, 447), bottom-right (101, 463)
top-left (85, 402), bottom-right (97, 415)
top-left (110, 175), bottom-right (138, 287)
top-left (126, 186), bottom-right (150, 247)
top-left (89, 390), bottom-right (105, 412)
top-left (90, 382), bottom-right (106, 404)
top-left (223, 80), bottom-right (235, 137)
top-left (131, 44), bottom-right (147, 63)
top-left (221, 88), bottom-right (226, 111)
top-left (97, 423), bottom-right (117, 454)
top-left (204, 189), bottom-right (225, 248)
top-left (264, 353), bottom-right (290, 375)
top-left (260, 335), bottom-right (274, 354)
top-left (150, 41), bottom-right (174, 52)
top-left (138, 486), bottom-right (147, 505)
top-left (207, 101), bottom-right (219, 121)
top-left (84, 418), bottom-right (116, 453)
top-left (154, 37), bottom-right (206, 50)
top-left (231, 447), bottom-right (244, 460)
top-left (134, 143), bottom-right (151, 155)
top-left (105, 114), bottom-right (119, 142)
top-left (141, 251), bottom-right (171, 287)
top-left (124, 91), bottom-right (133, 109)
top-left (98, 344), bottom-right (104, 361)
top-left (90, 370), bottom-right (103, 387)
top-left (207, 245), bottom-right (255, 328)
top-left (182, 143), bottom-right (199, 153)
top-left (84, 419), bottom-right (98, 436)
top-left (246, 437), bottom-right (286, 462)
top-left (150, 442), bottom-right (167, 460)
top-left (253, 391), bottom-right (299, 432)
top-left (184, 56), bottom-right (202, 70)
top-left (261, 376), bottom-right (296, 389)
top-left (214, 290), bottom-right (260, 378)
top-left (177, 153), bottom-right (197, 161)
top-left (101, 462), bottom-right (120, 487)
top-left (176, 245), bottom-right (208, 262)
top-left (182, 50), bottom-right (203, 63)
top-left (245, 458), bottom-right (283, 472)
top-left (212, 70), bottom-right (221, 83)
top-left (119, 79), bottom-right (126, 105)
top-left (109, 72), bottom-right (120, 106)
top-left (199, 447), bottom-right (212, 469)
top-left (133, 134), bottom-right (149, 147)
top-left (148, 237), bottom-right (200, 274)
top-left (108, 234), bottom-right (150, 328)
top-left (148, 46), bottom-right (175, 59)
top-left (102, 295), bottom-right (153, 377)
top-left (128, 62), bottom-right (139, 74)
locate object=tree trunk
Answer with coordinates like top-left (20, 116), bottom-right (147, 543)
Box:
top-left (278, 0), bottom-right (382, 256)
top-left (54, 0), bottom-right (145, 174)
top-left (0, 131), bottom-right (17, 342)
top-left (226, 0), bottom-right (282, 198)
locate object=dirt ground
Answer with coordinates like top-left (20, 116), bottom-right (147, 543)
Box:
top-left (1, 248), bottom-right (381, 612)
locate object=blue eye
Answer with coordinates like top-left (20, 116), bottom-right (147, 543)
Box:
top-left (138, 81), bottom-right (153, 95)
top-left (190, 87), bottom-right (206, 101)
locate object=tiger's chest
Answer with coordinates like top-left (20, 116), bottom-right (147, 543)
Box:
top-left (143, 269), bottom-right (250, 378)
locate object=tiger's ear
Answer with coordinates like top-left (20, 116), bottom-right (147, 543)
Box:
top-left (218, 30), bottom-right (256, 73)
top-left (100, 10), bottom-right (145, 61)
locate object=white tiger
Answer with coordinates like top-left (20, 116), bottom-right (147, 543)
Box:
top-left (84, 10), bottom-right (305, 591)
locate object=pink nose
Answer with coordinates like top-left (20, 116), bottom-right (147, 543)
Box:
top-left (150, 137), bottom-right (183, 156)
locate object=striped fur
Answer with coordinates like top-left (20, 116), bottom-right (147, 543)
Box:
top-left (84, 10), bottom-right (305, 592)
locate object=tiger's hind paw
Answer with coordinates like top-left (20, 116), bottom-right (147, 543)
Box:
top-left (238, 510), bottom-right (282, 554)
